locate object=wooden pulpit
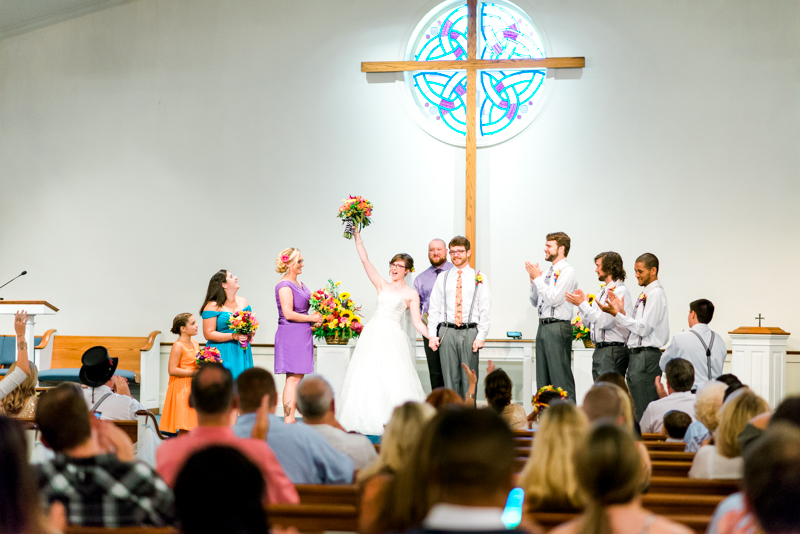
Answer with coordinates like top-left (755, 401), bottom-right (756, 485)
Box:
top-left (729, 325), bottom-right (790, 407)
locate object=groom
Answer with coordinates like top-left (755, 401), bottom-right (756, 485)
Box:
top-left (427, 236), bottom-right (491, 403)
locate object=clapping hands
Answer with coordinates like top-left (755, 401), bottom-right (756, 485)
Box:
top-left (525, 261), bottom-right (542, 281)
top-left (565, 289), bottom-right (587, 306)
top-left (598, 291), bottom-right (624, 316)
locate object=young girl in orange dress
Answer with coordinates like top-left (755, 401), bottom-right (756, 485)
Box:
top-left (159, 313), bottom-right (199, 433)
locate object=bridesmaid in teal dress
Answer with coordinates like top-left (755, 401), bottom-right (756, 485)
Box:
top-left (200, 269), bottom-right (254, 379)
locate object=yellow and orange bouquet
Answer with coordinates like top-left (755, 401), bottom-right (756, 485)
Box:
top-left (310, 279), bottom-right (364, 341)
top-left (338, 195), bottom-right (374, 239)
top-left (571, 315), bottom-right (590, 341)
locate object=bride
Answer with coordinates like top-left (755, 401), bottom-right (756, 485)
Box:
top-left (336, 227), bottom-right (429, 435)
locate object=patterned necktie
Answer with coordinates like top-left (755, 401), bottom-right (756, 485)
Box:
top-left (593, 286), bottom-right (608, 343)
top-left (454, 270), bottom-right (463, 326)
top-left (538, 267), bottom-right (554, 315)
top-left (435, 268), bottom-right (442, 275)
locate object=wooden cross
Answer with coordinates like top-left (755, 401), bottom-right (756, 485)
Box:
top-left (755, 313), bottom-right (765, 327)
top-left (362, 0), bottom-right (584, 267)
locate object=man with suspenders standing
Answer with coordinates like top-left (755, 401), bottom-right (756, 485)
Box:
top-left (527, 232), bottom-right (579, 400)
top-left (428, 236), bottom-right (491, 404)
top-left (601, 253), bottom-right (669, 420)
top-left (659, 299), bottom-right (727, 391)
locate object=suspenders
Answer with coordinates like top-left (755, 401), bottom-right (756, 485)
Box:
top-left (689, 329), bottom-right (716, 380)
top-left (441, 269), bottom-right (479, 325)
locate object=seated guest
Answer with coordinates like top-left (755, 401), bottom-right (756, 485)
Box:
top-left (684, 380), bottom-right (727, 452)
top-left (295, 374), bottom-right (378, 469)
top-left (426, 387), bottom-right (464, 410)
top-left (233, 367), bottom-right (354, 484)
top-left (662, 410), bottom-right (691, 441)
top-left (358, 401), bottom-right (437, 534)
top-left (175, 446), bottom-right (270, 534)
top-left (550, 423), bottom-right (692, 534)
top-left (595, 371), bottom-right (640, 436)
top-left (689, 388), bottom-right (769, 479)
top-left (484, 368), bottom-right (527, 430)
top-left (582, 383), bottom-right (651, 478)
top-left (737, 395), bottom-right (800, 455)
top-left (79, 346), bottom-right (145, 420)
top-left (527, 385), bottom-right (568, 430)
top-left (707, 397), bottom-right (800, 534)
top-left (382, 408), bottom-right (529, 533)
top-left (0, 312), bottom-right (33, 399)
top-left (716, 373), bottom-right (743, 390)
top-left (0, 361), bottom-right (37, 418)
top-left (156, 363), bottom-right (298, 504)
top-left (519, 401), bottom-right (588, 513)
top-left (1, 415), bottom-right (65, 534)
top-left (35, 383), bottom-right (176, 527)
top-left (640, 359), bottom-right (697, 433)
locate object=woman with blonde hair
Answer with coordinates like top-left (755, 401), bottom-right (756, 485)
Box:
top-left (520, 401), bottom-right (588, 513)
top-left (274, 247), bottom-right (322, 423)
top-left (550, 423), bottom-right (692, 534)
top-left (689, 388), bottom-right (770, 479)
top-left (357, 401), bottom-right (436, 534)
top-left (0, 361), bottom-right (37, 418)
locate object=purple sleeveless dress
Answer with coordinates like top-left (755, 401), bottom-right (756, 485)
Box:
top-left (274, 280), bottom-right (314, 374)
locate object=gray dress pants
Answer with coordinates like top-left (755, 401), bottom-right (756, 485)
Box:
top-left (591, 345), bottom-right (631, 381)
top-left (627, 346), bottom-right (662, 420)
top-left (535, 320), bottom-right (575, 400)
top-left (437, 325), bottom-right (479, 402)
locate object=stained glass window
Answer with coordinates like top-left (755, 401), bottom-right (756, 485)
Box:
top-left (405, 1), bottom-right (547, 146)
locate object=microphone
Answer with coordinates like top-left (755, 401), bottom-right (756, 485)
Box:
top-left (0, 271), bottom-right (27, 300)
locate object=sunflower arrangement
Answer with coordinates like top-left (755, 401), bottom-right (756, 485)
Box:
top-left (571, 315), bottom-right (591, 341)
top-left (309, 279), bottom-right (364, 341)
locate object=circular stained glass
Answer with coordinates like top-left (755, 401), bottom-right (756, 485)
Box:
top-left (404, 0), bottom-right (548, 147)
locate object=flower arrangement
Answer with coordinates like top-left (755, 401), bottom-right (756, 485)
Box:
top-left (310, 279), bottom-right (364, 342)
top-left (228, 310), bottom-right (259, 351)
top-left (531, 385), bottom-right (569, 414)
top-left (196, 346), bottom-right (222, 366)
top-left (571, 315), bottom-right (591, 341)
top-left (338, 195), bottom-right (374, 239)
top-left (475, 271), bottom-right (485, 284)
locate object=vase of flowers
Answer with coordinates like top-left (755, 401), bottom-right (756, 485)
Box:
top-left (571, 316), bottom-right (594, 348)
top-left (310, 279), bottom-right (364, 344)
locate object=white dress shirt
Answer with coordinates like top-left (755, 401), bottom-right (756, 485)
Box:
top-left (422, 503), bottom-right (506, 531)
top-left (639, 391), bottom-right (697, 433)
top-left (82, 384), bottom-right (145, 420)
top-left (689, 444), bottom-right (744, 479)
top-left (660, 323), bottom-right (727, 389)
top-left (427, 265), bottom-right (491, 341)
top-left (615, 280), bottom-right (670, 349)
top-left (306, 423), bottom-right (378, 469)
top-left (529, 259), bottom-right (578, 321)
top-left (577, 280), bottom-right (633, 344)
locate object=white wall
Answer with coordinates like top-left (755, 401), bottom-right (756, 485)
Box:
top-left (1, 0), bottom-right (799, 358)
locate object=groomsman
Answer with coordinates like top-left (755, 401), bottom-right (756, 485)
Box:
top-left (428, 236), bottom-right (490, 403)
top-left (527, 232), bottom-right (578, 400)
top-left (600, 253), bottom-right (669, 420)
top-left (566, 251), bottom-right (633, 380)
top-left (414, 238), bottom-right (454, 390)
top-left (659, 299), bottom-right (726, 390)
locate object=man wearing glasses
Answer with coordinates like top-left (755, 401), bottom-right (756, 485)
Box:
top-left (427, 236), bottom-right (491, 403)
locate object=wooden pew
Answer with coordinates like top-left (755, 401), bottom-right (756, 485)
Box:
top-left (642, 493), bottom-right (724, 516)
top-left (648, 451), bottom-right (695, 462)
top-left (645, 441), bottom-right (688, 452)
top-left (17, 410), bottom-right (165, 446)
top-left (296, 484), bottom-right (359, 506)
top-left (35, 331), bottom-right (162, 410)
top-left (268, 503), bottom-right (358, 532)
top-left (648, 476), bottom-right (739, 496)
top-left (652, 460), bottom-right (693, 477)
top-left (66, 529), bottom-right (176, 534)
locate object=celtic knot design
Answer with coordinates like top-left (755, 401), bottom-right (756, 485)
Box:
top-left (409, 2), bottom-right (546, 141)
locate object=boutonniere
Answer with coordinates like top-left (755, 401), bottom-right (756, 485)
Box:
top-left (637, 293), bottom-right (647, 305)
top-left (475, 271), bottom-right (484, 284)
top-left (587, 294), bottom-right (596, 305)
top-left (554, 270), bottom-right (561, 285)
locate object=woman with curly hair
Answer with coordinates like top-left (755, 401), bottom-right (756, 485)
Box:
top-left (0, 361), bottom-right (37, 418)
top-left (274, 247), bottom-right (322, 423)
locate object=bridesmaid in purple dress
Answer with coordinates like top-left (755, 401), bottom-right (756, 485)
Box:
top-left (275, 247), bottom-right (322, 423)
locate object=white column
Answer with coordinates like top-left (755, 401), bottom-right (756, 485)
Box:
top-left (572, 342), bottom-right (594, 404)
top-left (729, 326), bottom-right (790, 408)
top-left (315, 342), bottom-right (356, 406)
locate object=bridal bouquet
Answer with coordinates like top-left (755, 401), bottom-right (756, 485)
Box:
top-left (228, 310), bottom-right (259, 351)
top-left (196, 346), bottom-right (222, 366)
top-left (310, 279), bottom-right (363, 343)
top-left (338, 195), bottom-right (374, 239)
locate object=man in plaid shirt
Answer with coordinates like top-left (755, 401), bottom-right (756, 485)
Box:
top-left (35, 383), bottom-right (176, 527)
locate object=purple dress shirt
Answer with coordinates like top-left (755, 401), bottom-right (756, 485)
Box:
top-left (414, 261), bottom-right (454, 315)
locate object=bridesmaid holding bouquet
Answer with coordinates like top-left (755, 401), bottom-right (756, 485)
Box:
top-left (200, 269), bottom-right (254, 379)
top-left (159, 313), bottom-right (199, 434)
top-left (274, 248), bottom-right (322, 423)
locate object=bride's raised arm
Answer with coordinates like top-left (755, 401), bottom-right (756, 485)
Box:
top-left (353, 227), bottom-right (385, 291)
top-left (408, 292), bottom-right (429, 339)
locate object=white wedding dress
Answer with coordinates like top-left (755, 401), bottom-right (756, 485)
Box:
top-left (337, 291), bottom-right (426, 435)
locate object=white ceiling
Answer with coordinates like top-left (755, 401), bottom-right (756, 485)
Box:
top-left (0, 0), bottom-right (137, 40)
